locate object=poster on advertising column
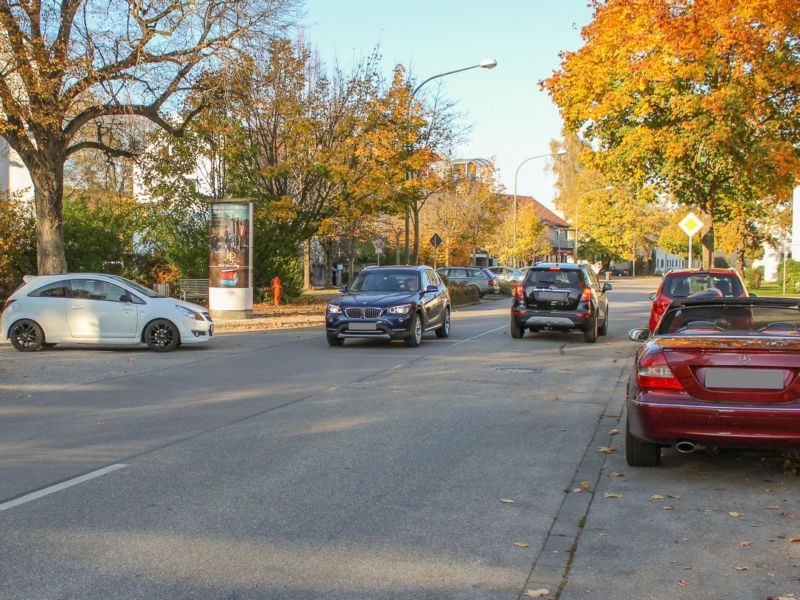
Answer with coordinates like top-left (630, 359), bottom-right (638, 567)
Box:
top-left (209, 201), bottom-right (253, 318)
top-left (210, 202), bottom-right (250, 287)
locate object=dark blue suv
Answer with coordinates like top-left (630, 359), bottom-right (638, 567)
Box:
top-left (326, 266), bottom-right (450, 347)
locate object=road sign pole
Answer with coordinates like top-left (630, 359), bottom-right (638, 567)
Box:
top-left (688, 234), bottom-right (692, 269)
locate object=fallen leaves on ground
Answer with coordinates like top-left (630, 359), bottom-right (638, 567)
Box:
top-left (514, 541), bottom-right (530, 548)
top-left (604, 492), bottom-right (623, 499)
top-left (650, 494), bottom-right (681, 500)
top-left (608, 471), bottom-right (624, 478)
top-left (736, 566), bottom-right (750, 572)
top-left (728, 511), bottom-right (743, 517)
top-left (608, 428), bottom-right (619, 435)
top-left (598, 446), bottom-right (615, 453)
top-left (739, 541), bottom-right (752, 547)
top-left (780, 512), bottom-right (797, 519)
top-left (788, 537), bottom-right (800, 543)
top-left (500, 499), bottom-right (516, 504)
top-left (523, 589), bottom-right (550, 598)
top-left (678, 580), bottom-right (689, 587)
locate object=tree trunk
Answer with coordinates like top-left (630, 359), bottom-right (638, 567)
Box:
top-left (30, 160), bottom-right (67, 275)
top-left (303, 239), bottom-right (311, 290)
top-left (411, 201), bottom-right (420, 265)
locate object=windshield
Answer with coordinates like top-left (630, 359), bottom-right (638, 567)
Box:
top-left (662, 273), bottom-right (744, 298)
top-left (350, 271), bottom-right (419, 293)
top-left (107, 275), bottom-right (160, 298)
top-left (658, 304), bottom-right (800, 335)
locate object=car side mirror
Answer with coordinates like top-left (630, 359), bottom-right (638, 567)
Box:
top-left (749, 292), bottom-right (757, 298)
top-left (602, 283), bottom-right (612, 293)
top-left (649, 292), bottom-right (656, 301)
top-left (628, 328), bottom-right (650, 342)
top-left (339, 286), bottom-right (348, 293)
top-left (425, 285), bottom-right (439, 294)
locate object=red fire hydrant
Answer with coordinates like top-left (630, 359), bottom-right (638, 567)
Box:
top-left (271, 276), bottom-right (282, 307)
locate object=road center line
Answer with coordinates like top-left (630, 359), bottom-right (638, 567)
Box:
top-left (448, 324), bottom-right (508, 349)
top-left (0, 463), bottom-right (127, 512)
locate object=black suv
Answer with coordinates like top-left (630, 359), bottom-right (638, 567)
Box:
top-left (510, 263), bottom-right (611, 343)
top-left (325, 266), bottom-right (450, 347)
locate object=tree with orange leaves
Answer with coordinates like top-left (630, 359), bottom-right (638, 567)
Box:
top-left (543, 0), bottom-right (799, 267)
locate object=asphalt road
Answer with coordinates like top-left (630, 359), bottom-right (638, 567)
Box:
top-left (0, 278), bottom-right (797, 599)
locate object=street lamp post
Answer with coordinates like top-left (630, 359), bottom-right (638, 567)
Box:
top-left (512, 150), bottom-right (566, 267)
top-left (404, 59), bottom-right (497, 263)
top-left (573, 186), bottom-right (614, 261)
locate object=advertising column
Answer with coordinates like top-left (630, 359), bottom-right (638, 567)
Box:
top-left (209, 201), bottom-right (253, 320)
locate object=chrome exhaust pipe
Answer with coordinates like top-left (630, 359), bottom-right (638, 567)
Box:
top-left (675, 440), bottom-right (696, 454)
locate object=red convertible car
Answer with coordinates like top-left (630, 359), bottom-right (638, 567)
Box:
top-left (626, 297), bottom-right (800, 467)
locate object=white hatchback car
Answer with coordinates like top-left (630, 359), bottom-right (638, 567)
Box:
top-left (1, 274), bottom-right (213, 352)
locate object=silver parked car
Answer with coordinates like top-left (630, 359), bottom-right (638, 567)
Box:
top-left (437, 267), bottom-right (500, 297)
top-left (485, 265), bottom-right (526, 283)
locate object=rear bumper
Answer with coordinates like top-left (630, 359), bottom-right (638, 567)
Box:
top-left (511, 307), bottom-right (593, 331)
top-left (627, 392), bottom-right (800, 448)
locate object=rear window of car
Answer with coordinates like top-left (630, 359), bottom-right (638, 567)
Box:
top-left (662, 274), bottom-right (744, 298)
top-left (527, 268), bottom-right (585, 288)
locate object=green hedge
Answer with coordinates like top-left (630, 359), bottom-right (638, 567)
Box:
top-left (777, 260), bottom-right (800, 295)
top-left (447, 283), bottom-right (480, 305)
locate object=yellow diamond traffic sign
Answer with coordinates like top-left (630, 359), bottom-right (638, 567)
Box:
top-left (679, 213), bottom-right (704, 237)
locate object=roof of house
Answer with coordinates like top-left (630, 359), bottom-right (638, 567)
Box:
top-left (498, 194), bottom-right (571, 228)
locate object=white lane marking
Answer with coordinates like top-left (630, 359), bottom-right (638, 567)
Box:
top-left (0, 463), bottom-right (127, 511)
top-left (448, 325), bottom-right (507, 349)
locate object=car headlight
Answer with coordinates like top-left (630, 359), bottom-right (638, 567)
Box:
top-left (327, 304), bottom-right (342, 314)
top-left (386, 304), bottom-right (412, 315)
top-left (175, 305), bottom-right (201, 320)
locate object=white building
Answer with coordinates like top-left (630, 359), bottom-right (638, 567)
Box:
top-left (0, 138), bottom-right (33, 201)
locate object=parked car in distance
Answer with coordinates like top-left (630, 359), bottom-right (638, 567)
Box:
top-left (626, 297), bottom-right (800, 467)
top-left (1, 273), bottom-right (213, 352)
top-left (485, 265), bottom-right (526, 283)
top-left (325, 265), bottom-right (450, 347)
top-left (648, 268), bottom-right (748, 332)
top-left (510, 262), bottom-right (611, 343)
top-left (437, 266), bottom-right (500, 296)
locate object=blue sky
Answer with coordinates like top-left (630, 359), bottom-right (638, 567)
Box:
top-left (300, 1), bottom-right (594, 210)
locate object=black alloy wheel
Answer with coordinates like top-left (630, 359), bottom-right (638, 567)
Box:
top-left (9, 319), bottom-right (45, 352)
top-left (625, 419), bottom-right (661, 467)
top-left (144, 319), bottom-right (181, 352)
top-left (599, 309), bottom-right (609, 336)
top-left (435, 308), bottom-right (451, 338)
top-left (509, 318), bottom-right (524, 339)
top-left (584, 318), bottom-right (598, 343)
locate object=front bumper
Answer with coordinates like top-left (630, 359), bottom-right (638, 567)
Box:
top-left (178, 317), bottom-right (213, 344)
top-left (627, 392), bottom-right (800, 449)
top-left (326, 314), bottom-right (413, 340)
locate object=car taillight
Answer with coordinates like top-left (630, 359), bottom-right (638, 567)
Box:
top-left (514, 285), bottom-right (525, 300)
top-left (579, 286), bottom-right (593, 302)
top-left (488, 278), bottom-right (495, 286)
top-left (2, 299), bottom-right (15, 312)
top-left (637, 350), bottom-right (683, 391)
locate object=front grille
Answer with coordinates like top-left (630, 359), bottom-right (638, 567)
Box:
top-left (345, 307), bottom-right (382, 319)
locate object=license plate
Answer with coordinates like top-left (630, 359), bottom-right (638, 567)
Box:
top-left (538, 291), bottom-right (567, 301)
top-left (704, 368), bottom-right (784, 390)
top-left (349, 322), bottom-right (377, 331)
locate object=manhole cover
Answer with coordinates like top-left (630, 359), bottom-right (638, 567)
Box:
top-left (491, 366), bottom-right (543, 374)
